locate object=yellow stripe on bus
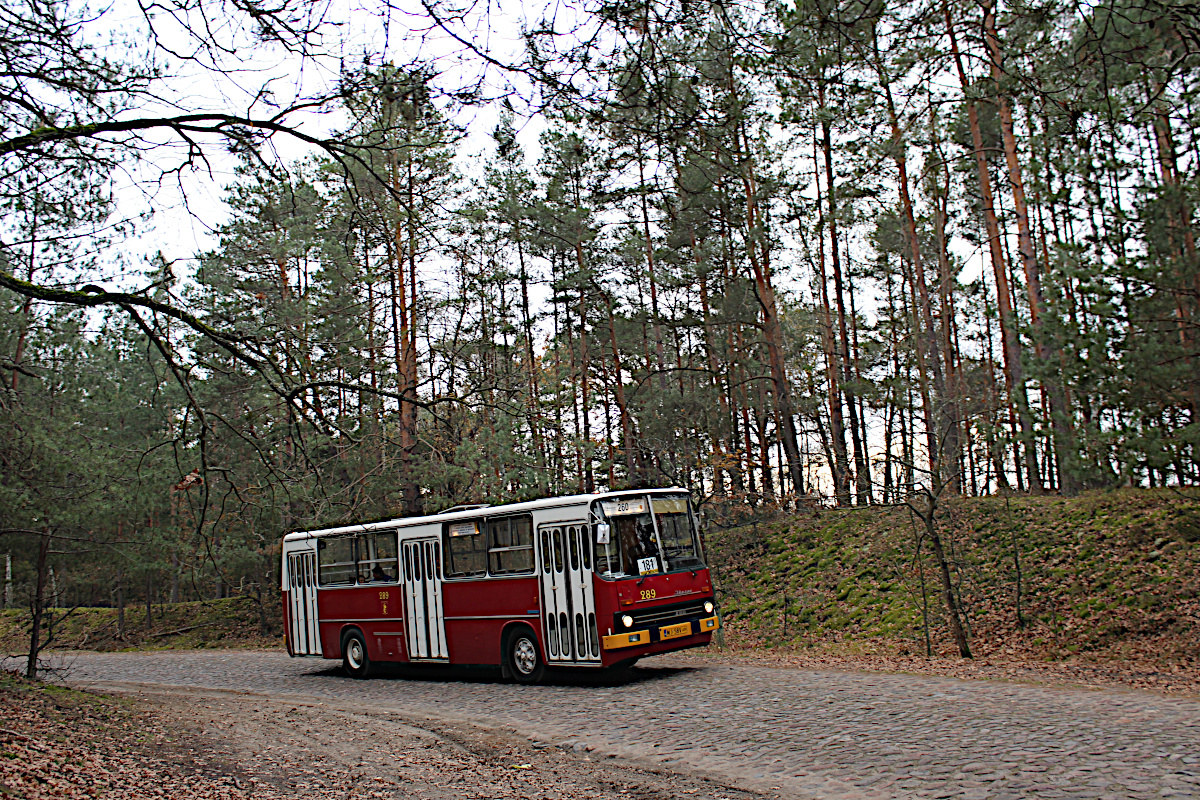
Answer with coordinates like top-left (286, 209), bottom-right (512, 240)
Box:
top-left (602, 630), bottom-right (651, 649)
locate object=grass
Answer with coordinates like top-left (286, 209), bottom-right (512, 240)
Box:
top-left (0, 595), bottom-right (280, 656)
top-left (706, 488), bottom-right (1200, 670)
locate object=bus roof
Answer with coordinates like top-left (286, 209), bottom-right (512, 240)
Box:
top-left (282, 487), bottom-right (689, 542)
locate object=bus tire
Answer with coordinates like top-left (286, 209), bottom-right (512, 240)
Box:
top-left (505, 626), bottom-right (544, 684)
top-left (341, 629), bottom-right (372, 678)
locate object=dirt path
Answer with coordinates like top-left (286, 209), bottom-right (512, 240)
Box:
top-left (106, 685), bottom-right (775, 800)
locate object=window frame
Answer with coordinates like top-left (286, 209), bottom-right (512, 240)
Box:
top-left (443, 518), bottom-right (487, 578)
top-left (316, 535), bottom-right (357, 587)
top-left (486, 513), bottom-right (535, 576)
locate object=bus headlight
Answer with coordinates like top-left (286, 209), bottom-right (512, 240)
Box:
top-left (621, 614), bottom-right (634, 628)
top-left (704, 601), bottom-right (715, 614)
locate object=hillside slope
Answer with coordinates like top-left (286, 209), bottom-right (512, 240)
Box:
top-left (707, 489), bottom-right (1199, 670)
top-left (0, 596), bottom-right (278, 656)
top-left (2, 489), bottom-right (1196, 679)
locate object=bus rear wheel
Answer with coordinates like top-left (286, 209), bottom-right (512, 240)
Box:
top-left (341, 629), bottom-right (372, 678)
top-left (505, 626), bottom-right (544, 684)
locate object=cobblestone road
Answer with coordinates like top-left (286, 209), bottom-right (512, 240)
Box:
top-left (59, 651), bottom-right (1200, 799)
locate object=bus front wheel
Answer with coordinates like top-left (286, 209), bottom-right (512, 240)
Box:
top-left (341, 629), bottom-right (372, 678)
top-left (505, 626), bottom-right (545, 684)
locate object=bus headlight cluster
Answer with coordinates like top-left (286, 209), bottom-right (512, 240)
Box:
top-left (621, 614), bottom-right (634, 628)
top-left (704, 601), bottom-right (715, 614)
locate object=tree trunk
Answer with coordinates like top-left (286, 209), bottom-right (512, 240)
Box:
top-left (945, 0), bottom-right (1041, 492)
top-left (873, 30), bottom-right (951, 493)
top-left (26, 531), bottom-right (51, 679)
top-left (812, 129), bottom-right (851, 504)
top-left (818, 89), bottom-right (868, 505)
top-left (728, 103), bottom-right (806, 502)
top-left (981, 0), bottom-right (1078, 494)
top-left (913, 500), bottom-right (972, 658)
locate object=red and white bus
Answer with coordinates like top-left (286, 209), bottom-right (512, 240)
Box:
top-left (281, 488), bottom-right (720, 682)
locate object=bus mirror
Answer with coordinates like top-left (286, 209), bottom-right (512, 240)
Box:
top-left (596, 523), bottom-right (611, 544)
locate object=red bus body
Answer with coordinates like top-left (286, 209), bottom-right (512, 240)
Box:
top-left (281, 489), bottom-right (720, 679)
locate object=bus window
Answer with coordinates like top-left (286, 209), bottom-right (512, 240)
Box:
top-left (593, 494), bottom-right (704, 578)
top-left (540, 529), bottom-right (551, 573)
top-left (488, 515), bottom-right (534, 575)
top-left (594, 526), bottom-right (619, 576)
top-left (445, 519), bottom-right (486, 577)
top-left (579, 527), bottom-right (592, 570)
top-left (568, 527), bottom-right (580, 571)
top-left (651, 496), bottom-right (704, 570)
top-left (552, 529), bottom-right (564, 573)
top-left (317, 536), bottom-right (356, 586)
top-left (358, 532), bottom-right (398, 583)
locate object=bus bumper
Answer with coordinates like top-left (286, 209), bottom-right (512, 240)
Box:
top-left (601, 615), bottom-right (720, 650)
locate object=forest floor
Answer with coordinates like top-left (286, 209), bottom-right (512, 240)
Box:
top-left (0, 670), bottom-right (770, 800)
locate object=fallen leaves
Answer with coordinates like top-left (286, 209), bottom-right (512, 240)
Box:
top-left (0, 673), bottom-right (261, 800)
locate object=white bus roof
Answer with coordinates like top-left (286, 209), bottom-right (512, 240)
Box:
top-left (282, 487), bottom-right (690, 543)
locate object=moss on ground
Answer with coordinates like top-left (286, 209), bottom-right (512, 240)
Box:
top-left (707, 488), bottom-right (1199, 670)
top-left (0, 595), bottom-right (280, 655)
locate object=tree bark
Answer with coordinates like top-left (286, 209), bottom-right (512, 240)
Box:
top-left (946, 0), bottom-right (1041, 492)
top-left (981, 0), bottom-right (1078, 494)
top-left (26, 531), bottom-right (51, 679)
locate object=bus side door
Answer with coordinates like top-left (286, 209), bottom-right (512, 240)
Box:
top-left (401, 538), bottom-right (448, 660)
top-left (287, 550), bottom-right (321, 656)
top-left (538, 522), bottom-right (601, 664)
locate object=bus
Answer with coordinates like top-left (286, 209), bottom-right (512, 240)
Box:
top-left (281, 487), bottom-right (720, 682)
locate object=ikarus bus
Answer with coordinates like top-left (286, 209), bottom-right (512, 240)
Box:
top-left (281, 488), bottom-right (721, 682)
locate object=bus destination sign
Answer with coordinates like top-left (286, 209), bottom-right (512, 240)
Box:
top-left (602, 498), bottom-right (647, 516)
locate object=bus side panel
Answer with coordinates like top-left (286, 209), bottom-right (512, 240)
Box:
top-left (441, 576), bottom-right (541, 665)
top-left (316, 584), bottom-right (404, 661)
top-left (591, 576), bottom-right (621, 666)
top-left (281, 594), bottom-right (293, 656)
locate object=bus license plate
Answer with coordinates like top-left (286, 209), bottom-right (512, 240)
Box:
top-left (660, 621), bottom-right (693, 640)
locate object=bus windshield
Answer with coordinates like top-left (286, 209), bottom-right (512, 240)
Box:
top-left (593, 494), bottom-right (705, 578)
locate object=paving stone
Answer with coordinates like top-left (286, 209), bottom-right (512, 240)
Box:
top-left (61, 651), bottom-right (1200, 800)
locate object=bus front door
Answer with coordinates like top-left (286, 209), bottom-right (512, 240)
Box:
top-left (538, 522), bottom-right (601, 664)
top-left (401, 538), bottom-right (448, 661)
top-left (287, 551), bottom-right (321, 655)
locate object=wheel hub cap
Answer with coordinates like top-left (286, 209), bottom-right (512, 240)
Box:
top-left (514, 638), bottom-right (537, 674)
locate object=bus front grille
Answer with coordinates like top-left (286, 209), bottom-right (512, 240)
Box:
top-left (626, 600), bottom-right (708, 629)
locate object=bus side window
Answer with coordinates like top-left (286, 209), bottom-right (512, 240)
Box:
top-left (488, 515), bottom-right (533, 575)
top-left (568, 526), bottom-right (580, 571)
top-left (359, 532), bottom-right (398, 583)
top-left (444, 519), bottom-right (486, 578)
top-left (540, 529), bottom-right (552, 573)
top-left (579, 527), bottom-right (592, 570)
top-left (317, 536), bottom-right (355, 586)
